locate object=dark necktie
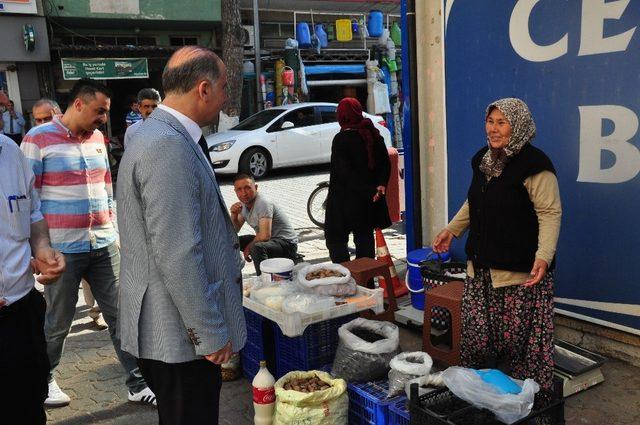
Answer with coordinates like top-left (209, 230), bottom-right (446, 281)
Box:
top-left (197, 136), bottom-right (214, 169)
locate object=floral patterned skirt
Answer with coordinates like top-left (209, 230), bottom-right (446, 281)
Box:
top-left (460, 268), bottom-right (555, 396)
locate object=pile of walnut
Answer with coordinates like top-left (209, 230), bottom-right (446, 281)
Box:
top-left (305, 269), bottom-right (345, 280)
top-left (283, 375), bottom-right (331, 392)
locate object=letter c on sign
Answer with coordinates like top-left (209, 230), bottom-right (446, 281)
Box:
top-left (509, 0), bottom-right (569, 62)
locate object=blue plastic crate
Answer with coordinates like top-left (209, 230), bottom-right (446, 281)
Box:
top-left (244, 307), bottom-right (266, 348)
top-left (389, 397), bottom-right (410, 425)
top-left (348, 380), bottom-right (402, 425)
top-left (274, 313), bottom-right (357, 378)
top-left (240, 347), bottom-right (261, 380)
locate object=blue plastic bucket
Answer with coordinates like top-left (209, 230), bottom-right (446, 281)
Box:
top-left (296, 22), bottom-right (311, 48)
top-left (367, 10), bottom-right (384, 37)
top-left (406, 248), bottom-right (450, 310)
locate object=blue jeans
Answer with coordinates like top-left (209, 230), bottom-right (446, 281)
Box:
top-left (44, 243), bottom-right (146, 393)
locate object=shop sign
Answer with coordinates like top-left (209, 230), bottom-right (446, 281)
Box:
top-left (444, 0), bottom-right (640, 333)
top-left (0, 0), bottom-right (38, 14)
top-left (61, 58), bottom-right (149, 80)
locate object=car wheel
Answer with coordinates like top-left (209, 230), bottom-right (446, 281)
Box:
top-left (239, 148), bottom-right (270, 179)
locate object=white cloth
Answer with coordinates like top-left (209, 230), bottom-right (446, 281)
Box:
top-left (123, 119), bottom-right (143, 149)
top-left (0, 135), bottom-right (43, 306)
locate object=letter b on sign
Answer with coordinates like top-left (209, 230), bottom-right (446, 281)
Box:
top-left (577, 105), bottom-right (640, 184)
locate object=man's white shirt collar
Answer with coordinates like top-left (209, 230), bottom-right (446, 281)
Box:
top-left (158, 104), bottom-right (202, 145)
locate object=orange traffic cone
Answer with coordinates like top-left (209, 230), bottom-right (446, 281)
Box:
top-left (375, 228), bottom-right (408, 298)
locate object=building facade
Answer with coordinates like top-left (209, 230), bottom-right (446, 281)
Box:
top-left (44, 0), bottom-right (222, 141)
top-left (0, 0), bottom-right (51, 125)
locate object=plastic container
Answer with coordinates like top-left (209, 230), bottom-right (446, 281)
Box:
top-left (348, 380), bottom-right (401, 425)
top-left (336, 19), bottom-right (353, 42)
top-left (253, 360), bottom-right (276, 425)
top-left (367, 10), bottom-right (384, 37)
top-left (352, 18), bottom-right (360, 34)
top-left (243, 285), bottom-right (384, 337)
top-left (296, 22), bottom-right (311, 48)
top-left (390, 21), bottom-right (402, 46)
top-left (274, 313), bottom-right (358, 377)
top-left (315, 24), bottom-right (328, 48)
top-left (281, 67), bottom-right (295, 87)
top-left (389, 397), bottom-right (409, 425)
top-left (326, 23), bottom-right (336, 41)
top-left (409, 387), bottom-right (565, 425)
top-left (242, 60), bottom-right (255, 75)
top-left (260, 258), bottom-right (294, 282)
top-left (406, 249), bottom-right (450, 310)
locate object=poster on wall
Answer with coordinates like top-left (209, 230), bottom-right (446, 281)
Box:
top-left (444, 0), bottom-right (640, 334)
top-left (61, 58), bottom-right (149, 80)
top-left (0, 0), bottom-right (38, 14)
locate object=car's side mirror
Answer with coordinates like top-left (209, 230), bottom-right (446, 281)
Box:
top-left (281, 121), bottom-right (295, 130)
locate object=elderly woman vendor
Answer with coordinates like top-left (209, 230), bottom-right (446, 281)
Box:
top-left (433, 98), bottom-right (561, 397)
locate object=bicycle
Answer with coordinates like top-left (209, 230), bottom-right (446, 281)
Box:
top-left (307, 181), bottom-right (329, 228)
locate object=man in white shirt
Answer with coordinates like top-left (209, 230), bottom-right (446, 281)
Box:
top-left (0, 90), bottom-right (66, 423)
top-left (123, 88), bottom-right (161, 149)
top-left (2, 99), bottom-right (26, 144)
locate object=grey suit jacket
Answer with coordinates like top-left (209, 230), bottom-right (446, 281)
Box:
top-left (117, 108), bottom-right (246, 363)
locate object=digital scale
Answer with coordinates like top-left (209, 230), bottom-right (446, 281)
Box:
top-left (553, 339), bottom-right (607, 397)
top-left (395, 297), bottom-right (607, 398)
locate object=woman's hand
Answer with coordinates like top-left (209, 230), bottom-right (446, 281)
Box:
top-left (432, 229), bottom-right (454, 253)
top-left (372, 185), bottom-right (386, 202)
top-left (524, 259), bottom-right (548, 287)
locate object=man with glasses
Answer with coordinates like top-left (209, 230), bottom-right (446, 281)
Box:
top-left (32, 99), bottom-right (62, 126)
top-left (123, 88), bottom-right (161, 149)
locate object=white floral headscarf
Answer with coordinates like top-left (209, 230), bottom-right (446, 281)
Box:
top-left (479, 98), bottom-right (536, 178)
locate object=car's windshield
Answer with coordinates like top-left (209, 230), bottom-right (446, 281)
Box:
top-left (232, 109), bottom-right (284, 131)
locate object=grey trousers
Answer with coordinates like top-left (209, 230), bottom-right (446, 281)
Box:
top-left (238, 235), bottom-right (298, 275)
top-left (44, 243), bottom-right (146, 393)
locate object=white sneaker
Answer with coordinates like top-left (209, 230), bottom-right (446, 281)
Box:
top-left (44, 380), bottom-right (71, 407)
top-left (128, 386), bottom-right (157, 406)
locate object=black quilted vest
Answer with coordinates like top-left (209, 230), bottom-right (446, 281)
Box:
top-left (465, 144), bottom-right (556, 272)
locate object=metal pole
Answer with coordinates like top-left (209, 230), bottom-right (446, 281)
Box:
top-left (253, 0), bottom-right (262, 111)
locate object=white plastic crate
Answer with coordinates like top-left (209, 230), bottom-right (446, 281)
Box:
top-left (243, 286), bottom-right (384, 337)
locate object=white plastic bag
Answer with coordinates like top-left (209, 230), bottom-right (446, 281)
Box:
top-left (281, 294), bottom-right (336, 314)
top-left (331, 318), bottom-right (400, 382)
top-left (441, 367), bottom-right (540, 424)
top-left (250, 281), bottom-right (299, 311)
top-left (404, 372), bottom-right (445, 398)
top-left (387, 352), bottom-right (433, 398)
top-left (297, 263), bottom-right (356, 296)
top-left (373, 81), bottom-right (391, 114)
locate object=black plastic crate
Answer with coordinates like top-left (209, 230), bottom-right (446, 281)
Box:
top-left (409, 386), bottom-right (565, 425)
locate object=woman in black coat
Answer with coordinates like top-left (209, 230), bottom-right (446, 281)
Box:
top-left (324, 97), bottom-right (391, 263)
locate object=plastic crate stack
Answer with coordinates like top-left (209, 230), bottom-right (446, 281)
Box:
top-left (273, 313), bottom-right (358, 377)
top-left (409, 387), bottom-right (565, 425)
top-left (240, 307), bottom-right (271, 380)
top-left (389, 397), bottom-right (410, 425)
top-left (348, 380), bottom-right (403, 425)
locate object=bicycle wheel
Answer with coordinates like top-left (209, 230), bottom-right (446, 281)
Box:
top-left (307, 185), bottom-right (329, 229)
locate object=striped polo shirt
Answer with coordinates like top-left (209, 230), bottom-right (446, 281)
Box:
top-left (20, 118), bottom-right (116, 253)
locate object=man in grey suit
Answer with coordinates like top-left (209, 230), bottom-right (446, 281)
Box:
top-left (117, 46), bottom-right (246, 424)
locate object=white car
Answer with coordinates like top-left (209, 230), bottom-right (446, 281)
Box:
top-left (205, 102), bottom-right (392, 178)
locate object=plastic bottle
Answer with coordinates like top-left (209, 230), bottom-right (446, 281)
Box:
top-left (252, 360), bottom-right (275, 425)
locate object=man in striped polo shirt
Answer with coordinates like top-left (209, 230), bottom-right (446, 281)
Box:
top-left (21, 79), bottom-right (155, 407)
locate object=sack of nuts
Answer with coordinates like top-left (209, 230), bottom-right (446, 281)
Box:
top-left (274, 370), bottom-right (348, 425)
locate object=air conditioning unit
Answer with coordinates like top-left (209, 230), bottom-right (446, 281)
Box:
top-left (242, 25), bottom-right (255, 47)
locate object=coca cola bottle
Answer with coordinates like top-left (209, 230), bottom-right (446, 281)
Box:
top-left (252, 360), bottom-right (275, 425)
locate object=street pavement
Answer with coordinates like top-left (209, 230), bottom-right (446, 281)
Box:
top-left (45, 166), bottom-right (640, 424)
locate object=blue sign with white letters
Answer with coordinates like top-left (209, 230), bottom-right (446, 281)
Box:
top-left (444, 0), bottom-right (640, 333)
